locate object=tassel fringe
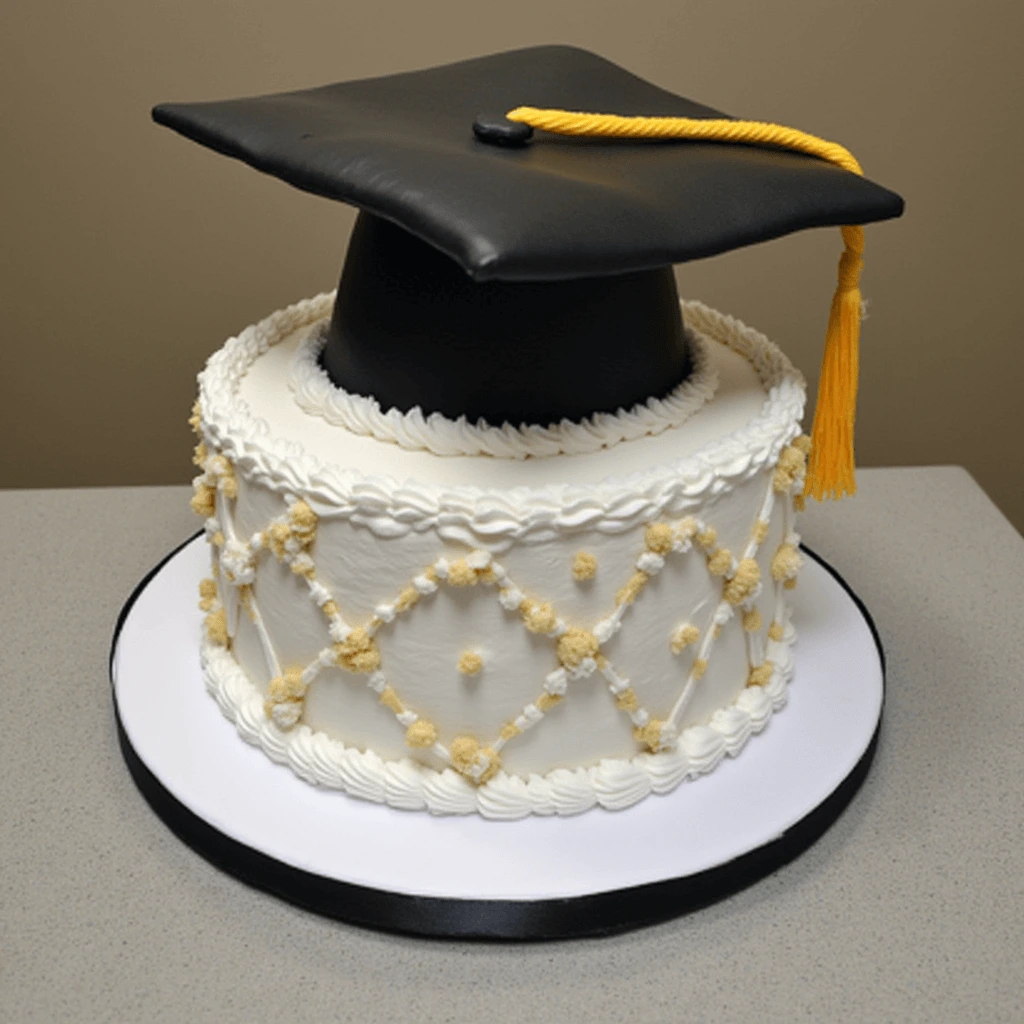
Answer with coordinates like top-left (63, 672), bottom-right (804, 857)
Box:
top-left (804, 225), bottom-right (864, 500)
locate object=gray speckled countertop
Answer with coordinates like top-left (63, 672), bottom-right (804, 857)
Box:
top-left (2, 467), bottom-right (1022, 1023)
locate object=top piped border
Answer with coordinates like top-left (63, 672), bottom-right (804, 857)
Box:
top-left (289, 320), bottom-right (720, 459)
top-left (196, 294), bottom-right (805, 546)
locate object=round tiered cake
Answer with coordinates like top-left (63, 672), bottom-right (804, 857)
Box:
top-left (189, 294), bottom-right (810, 817)
top-left (155, 45), bottom-right (901, 827)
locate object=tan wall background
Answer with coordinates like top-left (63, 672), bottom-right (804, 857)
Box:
top-left (3, 1), bottom-right (1022, 530)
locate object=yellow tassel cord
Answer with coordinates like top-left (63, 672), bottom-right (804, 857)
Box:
top-left (506, 107), bottom-right (867, 499)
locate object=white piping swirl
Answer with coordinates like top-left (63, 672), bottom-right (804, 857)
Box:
top-left (194, 294), bottom-right (806, 547)
top-left (202, 620), bottom-right (795, 820)
top-left (288, 321), bottom-right (719, 459)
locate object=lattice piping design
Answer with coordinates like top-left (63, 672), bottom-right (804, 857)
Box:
top-left (192, 413), bottom-right (809, 785)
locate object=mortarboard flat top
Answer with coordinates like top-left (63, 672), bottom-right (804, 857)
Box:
top-left (153, 45), bottom-right (903, 284)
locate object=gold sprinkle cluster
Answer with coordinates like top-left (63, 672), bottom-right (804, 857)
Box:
top-left (773, 435), bottom-right (812, 494)
top-left (458, 650), bottom-right (484, 675)
top-left (449, 735), bottom-right (500, 784)
top-left (572, 550), bottom-right (598, 581)
top-left (556, 627), bottom-right (600, 669)
top-left (670, 623), bottom-right (700, 654)
top-left (188, 406), bottom-right (238, 520)
top-left (334, 627), bottom-right (381, 674)
top-left (771, 542), bottom-right (802, 584)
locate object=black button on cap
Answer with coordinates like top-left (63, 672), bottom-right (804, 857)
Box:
top-left (473, 113), bottom-right (533, 147)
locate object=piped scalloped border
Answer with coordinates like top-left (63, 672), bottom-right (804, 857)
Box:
top-left (288, 319), bottom-right (720, 459)
top-left (202, 618), bottom-right (795, 820)
top-left (196, 294), bottom-right (805, 545)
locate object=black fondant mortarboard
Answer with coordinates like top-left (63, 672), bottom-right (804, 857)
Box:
top-left (155, 46), bottom-right (903, 495)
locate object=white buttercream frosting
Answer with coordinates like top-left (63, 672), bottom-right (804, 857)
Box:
top-left (194, 293), bottom-right (805, 547)
top-left (202, 618), bottom-right (795, 819)
top-left (288, 321), bottom-right (720, 459)
top-left (194, 293), bottom-right (810, 814)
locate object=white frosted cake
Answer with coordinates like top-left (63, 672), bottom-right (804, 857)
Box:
top-left (189, 293), bottom-right (811, 818)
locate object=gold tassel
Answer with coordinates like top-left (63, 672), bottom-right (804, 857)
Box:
top-left (505, 106), bottom-right (871, 502)
top-left (805, 225), bottom-right (863, 500)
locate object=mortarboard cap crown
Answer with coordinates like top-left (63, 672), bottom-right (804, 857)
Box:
top-left (154, 46), bottom-right (903, 495)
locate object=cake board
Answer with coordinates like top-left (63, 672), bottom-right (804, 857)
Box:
top-left (111, 534), bottom-right (884, 940)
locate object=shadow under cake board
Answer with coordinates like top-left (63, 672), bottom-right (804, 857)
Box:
top-left (111, 535), bottom-right (884, 940)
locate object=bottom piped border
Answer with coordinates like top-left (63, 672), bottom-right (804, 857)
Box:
top-left (110, 541), bottom-right (884, 940)
top-left (201, 626), bottom-right (795, 819)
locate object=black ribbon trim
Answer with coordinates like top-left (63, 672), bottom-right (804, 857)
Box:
top-left (110, 539), bottom-right (884, 941)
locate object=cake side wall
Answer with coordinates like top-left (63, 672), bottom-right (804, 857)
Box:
top-left (221, 471), bottom-right (791, 776)
top-left (187, 297), bottom-right (809, 813)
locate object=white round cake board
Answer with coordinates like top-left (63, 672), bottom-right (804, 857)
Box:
top-left (112, 536), bottom-right (882, 916)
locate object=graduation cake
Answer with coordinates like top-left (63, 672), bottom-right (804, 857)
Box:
top-left (156, 46), bottom-right (902, 818)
